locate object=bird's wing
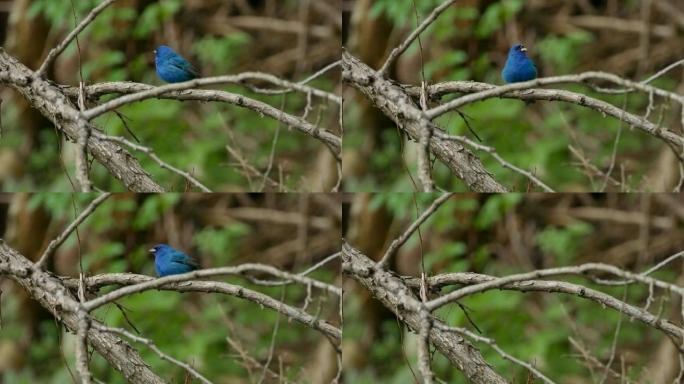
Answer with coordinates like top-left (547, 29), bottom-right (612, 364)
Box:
top-left (168, 55), bottom-right (199, 77)
top-left (168, 249), bottom-right (199, 267)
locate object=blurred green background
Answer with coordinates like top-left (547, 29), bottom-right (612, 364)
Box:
top-left (0, 193), bottom-right (341, 383)
top-left (0, 0), bottom-right (340, 191)
top-left (343, 0), bottom-right (682, 192)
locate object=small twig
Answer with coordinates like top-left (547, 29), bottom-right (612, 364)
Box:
top-left (260, 97), bottom-right (284, 191)
top-left (226, 144), bottom-right (291, 192)
top-left (36, 193), bottom-right (112, 268)
top-left (378, 0), bottom-right (459, 76)
top-left (36, 0), bottom-right (120, 77)
top-left (377, 193), bottom-right (453, 267)
top-left (258, 288), bottom-right (285, 384)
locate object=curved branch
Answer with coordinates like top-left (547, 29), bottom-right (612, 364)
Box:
top-left (78, 78), bottom-right (341, 158)
top-left (426, 72), bottom-right (683, 119)
top-left (79, 268), bottom-right (341, 344)
top-left (403, 272), bottom-right (684, 341)
top-left (426, 262), bottom-right (684, 311)
top-left (72, 72), bottom-right (340, 104)
top-left (406, 80), bottom-right (684, 150)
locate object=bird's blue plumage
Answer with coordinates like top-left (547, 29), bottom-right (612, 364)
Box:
top-left (154, 45), bottom-right (198, 83)
top-left (149, 244), bottom-right (199, 277)
top-left (502, 43), bottom-right (537, 83)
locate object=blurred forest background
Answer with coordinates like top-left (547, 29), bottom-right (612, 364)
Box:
top-left (0, 193), bottom-right (341, 383)
top-left (344, 193), bottom-right (684, 383)
top-left (0, 0), bottom-right (340, 191)
top-left (343, 0), bottom-right (684, 192)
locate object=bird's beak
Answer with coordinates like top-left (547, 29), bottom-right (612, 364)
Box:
top-left (520, 46), bottom-right (527, 52)
top-left (148, 248), bottom-right (155, 253)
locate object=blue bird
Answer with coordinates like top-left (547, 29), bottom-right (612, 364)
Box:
top-left (154, 45), bottom-right (199, 83)
top-left (149, 244), bottom-right (199, 277)
top-left (502, 43), bottom-right (537, 83)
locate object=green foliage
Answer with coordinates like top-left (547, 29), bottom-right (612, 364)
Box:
top-left (193, 223), bottom-right (250, 263)
top-left (537, 31), bottom-right (594, 74)
top-left (474, 193), bottom-right (522, 229)
top-left (194, 34), bottom-right (252, 73)
top-left (133, 194), bottom-right (182, 229)
top-left (474, 0), bottom-right (524, 38)
top-left (133, 0), bottom-right (183, 38)
top-left (535, 221), bottom-right (594, 264)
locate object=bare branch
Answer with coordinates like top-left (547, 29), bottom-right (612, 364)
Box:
top-left (402, 272), bottom-right (684, 341)
top-left (426, 72), bottom-right (684, 120)
top-left (77, 79), bottom-right (341, 157)
top-left (75, 72), bottom-right (340, 106)
top-left (77, 267), bottom-right (341, 343)
top-left (426, 262), bottom-right (684, 312)
top-left (436, 133), bottom-right (555, 192)
top-left (435, 323), bottom-right (556, 384)
top-left (0, 48), bottom-right (164, 191)
top-left (65, 265), bottom-right (340, 297)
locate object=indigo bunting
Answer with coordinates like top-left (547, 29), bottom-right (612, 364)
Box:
top-left (154, 45), bottom-right (199, 83)
top-left (149, 244), bottom-right (199, 277)
top-left (502, 43), bottom-right (537, 83)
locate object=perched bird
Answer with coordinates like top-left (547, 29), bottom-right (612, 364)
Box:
top-left (149, 244), bottom-right (199, 277)
top-left (154, 45), bottom-right (199, 83)
top-left (502, 43), bottom-right (537, 83)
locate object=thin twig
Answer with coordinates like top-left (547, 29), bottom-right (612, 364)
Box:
top-left (36, 193), bottom-right (112, 268)
top-left (377, 193), bottom-right (453, 267)
top-left (377, 0), bottom-right (459, 76)
top-left (36, 0), bottom-right (119, 77)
